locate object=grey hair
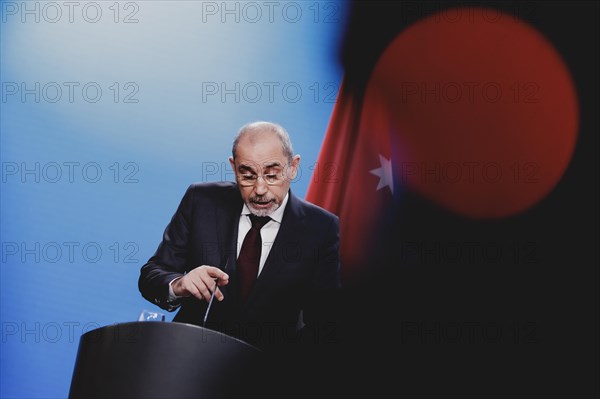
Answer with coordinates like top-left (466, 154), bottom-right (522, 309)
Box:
top-left (232, 121), bottom-right (294, 161)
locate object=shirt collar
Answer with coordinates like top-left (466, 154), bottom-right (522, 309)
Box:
top-left (241, 192), bottom-right (289, 224)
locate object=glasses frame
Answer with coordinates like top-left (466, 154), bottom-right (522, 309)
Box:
top-left (235, 164), bottom-right (291, 187)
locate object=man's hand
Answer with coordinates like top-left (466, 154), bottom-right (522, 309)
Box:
top-left (171, 266), bottom-right (229, 302)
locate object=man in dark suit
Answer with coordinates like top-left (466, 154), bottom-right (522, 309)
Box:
top-left (138, 121), bottom-right (341, 352)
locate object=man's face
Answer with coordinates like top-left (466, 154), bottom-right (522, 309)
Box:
top-left (229, 130), bottom-right (300, 217)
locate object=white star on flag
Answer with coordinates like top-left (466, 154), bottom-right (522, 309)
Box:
top-left (370, 154), bottom-right (394, 194)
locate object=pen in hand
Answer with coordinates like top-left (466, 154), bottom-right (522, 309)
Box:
top-left (203, 278), bottom-right (218, 327)
top-left (203, 256), bottom-right (229, 327)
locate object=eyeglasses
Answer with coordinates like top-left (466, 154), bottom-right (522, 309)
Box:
top-left (236, 171), bottom-right (287, 187)
top-left (236, 165), bottom-right (296, 187)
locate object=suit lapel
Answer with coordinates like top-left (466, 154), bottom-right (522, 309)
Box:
top-left (242, 191), bottom-right (305, 308)
top-left (215, 185), bottom-right (243, 303)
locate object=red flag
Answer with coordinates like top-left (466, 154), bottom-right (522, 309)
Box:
top-left (308, 6), bottom-right (579, 285)
top-left (306, 79), bottom-right (394, 284)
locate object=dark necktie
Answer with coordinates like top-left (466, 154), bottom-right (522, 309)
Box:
top-left (238, 214), bottom-right (271, 301)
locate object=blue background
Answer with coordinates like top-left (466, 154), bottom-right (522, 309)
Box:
top-left (0, 1), bottom-right (347, 397)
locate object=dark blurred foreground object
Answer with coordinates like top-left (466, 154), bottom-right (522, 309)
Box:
top-left (69, 322), bottom-right (262, 399)
top-left (307, 1), bottom-right (598, 398)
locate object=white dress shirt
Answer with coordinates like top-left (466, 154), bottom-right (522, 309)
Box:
top-left (237, 192), bottom-right (288, 276)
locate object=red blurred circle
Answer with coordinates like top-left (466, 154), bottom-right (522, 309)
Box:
top-left (367, 7), bottom-right (578, 218)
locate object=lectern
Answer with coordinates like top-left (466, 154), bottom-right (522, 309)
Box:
top-left (69, 322), bottom-right (263, 398)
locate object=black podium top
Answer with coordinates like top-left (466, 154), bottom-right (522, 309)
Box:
top-left (69, 321), bottom-right (263, 399)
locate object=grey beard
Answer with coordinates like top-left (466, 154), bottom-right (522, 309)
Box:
top-left (247, 201), bottom-right (279, 217)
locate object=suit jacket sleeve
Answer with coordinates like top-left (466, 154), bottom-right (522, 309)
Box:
top-left (138, 184), bottom-right (196, 310)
